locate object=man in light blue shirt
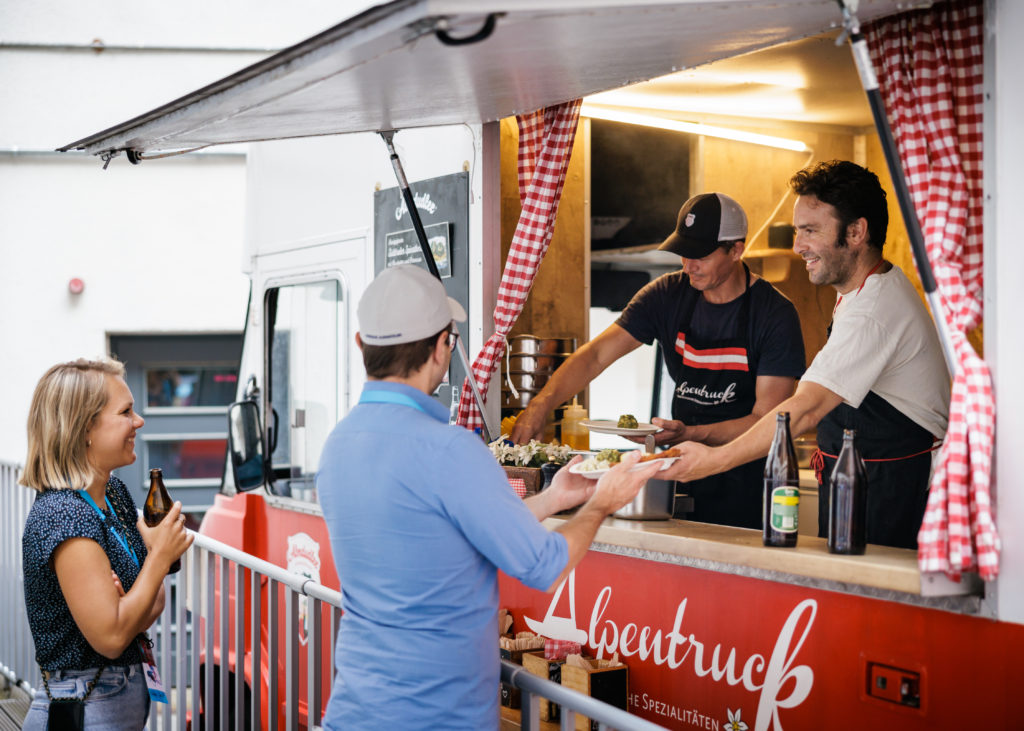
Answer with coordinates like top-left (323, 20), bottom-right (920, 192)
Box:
top-left (317, 265), bottom-right (660, 729)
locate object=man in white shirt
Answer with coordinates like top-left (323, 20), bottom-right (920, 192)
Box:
top-left (663, 160), bottom-right (950, 549)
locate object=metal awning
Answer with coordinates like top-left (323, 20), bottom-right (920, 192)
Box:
top-left (59, 0), bottom-right (912, 160)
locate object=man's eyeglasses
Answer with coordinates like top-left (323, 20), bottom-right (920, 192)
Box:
top-left (447, 330), bottom-right (460, 350)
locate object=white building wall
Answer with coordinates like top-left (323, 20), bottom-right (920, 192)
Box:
top-left (989, 0), bottom-right (1024, 624)
top-left (0, 0), bottom-right (367, 464)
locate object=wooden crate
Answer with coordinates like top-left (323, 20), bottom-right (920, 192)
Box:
top-left (522, 651), bottom-right (564, 722)
top-left (503, 466), bottom-right (543, 496)
top-left (560, 660), bottom-right (629, 731)
top-left (500, 647), bottom-right (525, 709)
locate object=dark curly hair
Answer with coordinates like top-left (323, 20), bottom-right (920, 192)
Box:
top-left (789, 160), bottom-right (888, 251)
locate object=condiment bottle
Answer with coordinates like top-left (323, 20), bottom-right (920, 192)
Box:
top-left (828, 429), bottom-right (868, 554)
top-left (763, 412), bottom-right (799, 547)
top-left (144, 467), bottom-right (182, 573)
top-left (561, 397), bottom-right (589, 451)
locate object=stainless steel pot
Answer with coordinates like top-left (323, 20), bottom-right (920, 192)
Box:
top-left (506, 370), bottom-right (550, 391)
top-left (502, 388), bottom-right (542, 409)
top-left (613, 477), bottom-right (675, 520)
top-left (506, 353), bottom-right (569, 372)
top-left (508, 335), bottom-right (576, 355)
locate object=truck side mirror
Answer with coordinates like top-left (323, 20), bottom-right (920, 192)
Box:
top-left (228, 401), bottom-right (266, 492)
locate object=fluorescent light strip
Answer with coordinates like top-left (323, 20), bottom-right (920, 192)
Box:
top-left (580, 104), bottom-right (809, 153)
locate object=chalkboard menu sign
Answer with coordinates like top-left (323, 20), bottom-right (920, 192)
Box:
top-left (384, 222), bottom-right (453, 278)
top-left (373, 172), bottom-right (470, 416)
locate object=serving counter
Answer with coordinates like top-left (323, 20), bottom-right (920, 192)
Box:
top-left (543, 515), bottom-right (981, 608)
top-left (497, 511), bottom-right (1013, 729)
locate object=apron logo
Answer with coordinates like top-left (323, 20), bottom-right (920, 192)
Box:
top-left (676, 380), bottom-right (738, 406)
top-left (685, 212), bottom-right (696, 227)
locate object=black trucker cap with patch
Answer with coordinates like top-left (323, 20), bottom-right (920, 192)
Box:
top-left (658, 192), bottom-right (748, 259)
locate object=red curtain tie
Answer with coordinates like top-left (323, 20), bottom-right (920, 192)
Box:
top-left (810, 442), bottom-right (943, 486)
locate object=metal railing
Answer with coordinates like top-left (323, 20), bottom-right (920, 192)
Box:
top-left (2, 458), bottom-right (664, 730)
top-left (503, 660), bottom-right (666, 731)
top-left (0, 462), bottom-right (39, 697)
top-left (147, 528), bottom-right (345, 730)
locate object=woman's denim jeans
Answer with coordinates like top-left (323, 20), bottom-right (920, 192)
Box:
top-left (22, 664), bottom-right (150, 730)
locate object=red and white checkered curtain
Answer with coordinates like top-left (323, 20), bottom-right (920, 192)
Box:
top-left (456, 100), bottom-right (583, 430)
top-left (865, 0), bottom-right (998, 580)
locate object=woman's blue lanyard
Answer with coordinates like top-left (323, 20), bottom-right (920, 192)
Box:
top-left (358, 389), bottom-right (430, 415)
top-left (78, 489), bottom-right (141, 569)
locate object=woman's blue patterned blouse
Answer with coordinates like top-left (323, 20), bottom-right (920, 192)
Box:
top-left (22, 476), bottom-right (149, 670)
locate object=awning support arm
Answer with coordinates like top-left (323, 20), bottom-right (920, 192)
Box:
top-left (379, 130), bottom-right (493, 440)
top-left (837, 1), bottom-right (958, 376)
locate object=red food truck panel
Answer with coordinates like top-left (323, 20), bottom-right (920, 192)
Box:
top-left (499, 551), bottom-right (1024, 730)
top-left (201, 492), bottom-right (338, 729)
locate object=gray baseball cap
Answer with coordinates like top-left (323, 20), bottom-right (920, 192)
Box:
top-left (357, 264), bottom-right (466, 345)
top-left (658, 192), bottom-right (748, 259)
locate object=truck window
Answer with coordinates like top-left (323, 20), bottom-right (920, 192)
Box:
top-left (265, 279), bottom-right (343, 502)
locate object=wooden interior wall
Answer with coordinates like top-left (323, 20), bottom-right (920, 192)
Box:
top-left (699, 129), bottom-right (855, 367)
top-left (496, 113), bottom-right (967, 411)
top-left (697, 124), bottom-right (954, 366)
top-left (500, 117), bottom-right (590, 349)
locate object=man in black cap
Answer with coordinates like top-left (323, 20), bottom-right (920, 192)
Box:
top-left (512, 192), bottom-right (806, 528)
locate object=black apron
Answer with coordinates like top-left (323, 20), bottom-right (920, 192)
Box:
top-left (671, 265), bottom-right (763, 528)
top-left (814, 393), bottom-right (935, 550)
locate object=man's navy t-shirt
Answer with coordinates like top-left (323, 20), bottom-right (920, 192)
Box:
top-left (617, 269), bottom-right (806, 389)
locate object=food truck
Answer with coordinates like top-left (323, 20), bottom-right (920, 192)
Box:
top-left (59, 0), bottom-right (1024, 728)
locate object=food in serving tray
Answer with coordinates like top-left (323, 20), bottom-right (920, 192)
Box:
top-left (616, 413), bottom-right (639, 429)
top-left (578, 448), bottom-right (622, 472)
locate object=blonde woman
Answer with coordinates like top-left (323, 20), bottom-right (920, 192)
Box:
top-left (20, 358), bottom-right (193, 730)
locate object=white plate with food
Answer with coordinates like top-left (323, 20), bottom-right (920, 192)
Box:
top-left (581, 418), bottom-right (661, 436)
top-left (569, 448), bottom-right (680, 479)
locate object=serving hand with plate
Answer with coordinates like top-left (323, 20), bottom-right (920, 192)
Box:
top-left (568, 448), bottom-right (681, 479)
top-left (580, 419), bottom-right (662, 437)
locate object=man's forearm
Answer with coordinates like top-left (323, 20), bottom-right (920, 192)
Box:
top-left (524, 489), bottom-right (558, 520)
top-left (548, 503), bottom-right (609, 590)
top-left (709, 385), bottom-right (835, 473)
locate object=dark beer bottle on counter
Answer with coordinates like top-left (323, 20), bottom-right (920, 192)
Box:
top-left (828, 429), bottom-right (868, 555)
top-left (144, 467), bottom-right (182, 573)
top-left (763, 412), bottom-right (800, 547)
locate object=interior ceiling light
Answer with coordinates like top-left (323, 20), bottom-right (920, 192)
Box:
top-left (580, 104), bottom-right (809, 153)
top-left (645, 68), bottom-right (808, 89)
top-left (585, 89), bottom-right (805, 117)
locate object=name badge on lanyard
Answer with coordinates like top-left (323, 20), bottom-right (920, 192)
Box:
top-left (77, 489), bottom-right (167, 704)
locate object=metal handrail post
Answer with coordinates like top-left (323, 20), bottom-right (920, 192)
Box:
top-left (190, 547), bottom-right (202, 731)
top-left (175, 551), bottom-right (188, 731)
top-left (306, 596), bottom-right (322, 728)
top-left (158, 574), bottom-right (172, 729)
top-left (218, 555), bottom-right (229, 728)
top-left (268, 578), bottom-right (279, 731)
top-left (285, 588), bottom-right (299, 730)
top-left (234, 564), bottom-right (246, 729)
top-left (203, 551), bottom-right (215, 731)
top-left (250, 567), bottom-right (262, 730)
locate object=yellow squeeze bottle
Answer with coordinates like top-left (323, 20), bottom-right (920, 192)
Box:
top-left (561, 397), bottom-right (589, 451)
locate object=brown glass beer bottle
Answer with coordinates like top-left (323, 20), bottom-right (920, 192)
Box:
top-left (763, 412), bottom-right (800, 547)
top-left (144, 467), bottom-right (182, 573)
top-left (828, 429), bottom-right (868, 555)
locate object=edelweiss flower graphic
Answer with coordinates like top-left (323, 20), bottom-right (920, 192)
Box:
top-left (724, 708), bottom-right (748, 731)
